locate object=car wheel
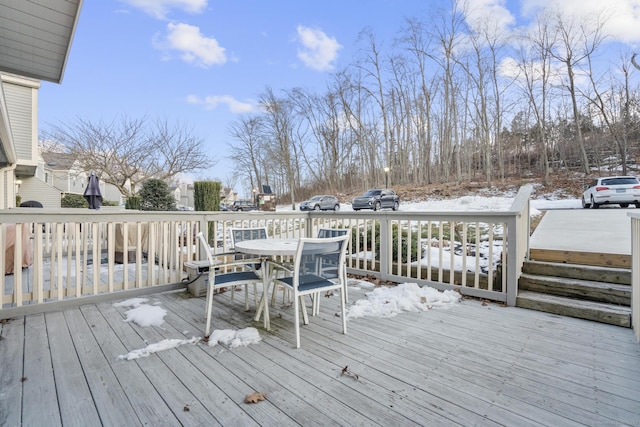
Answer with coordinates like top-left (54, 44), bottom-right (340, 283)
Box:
top-left (373, 201), bottom-right (381, 211)
top-left (620, 203), bottom-right (630, 208)
top-left (354, 208), bottom-right (360, 211)
top-left (314, 205), bottom-right (321, 211)
top-left (581, 197), bottom-right (590, 209)
top-left (636, 202), bottom-right (640, 209)
top-left (392, 201), bottom-right (399, 211)
top-left (590, 196), bottom-right (599, 209)
top-left (333, 204), bottom-right (340, 212)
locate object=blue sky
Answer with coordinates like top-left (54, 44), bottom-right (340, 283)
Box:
top-left (38, 0), bottom-right (640, 183)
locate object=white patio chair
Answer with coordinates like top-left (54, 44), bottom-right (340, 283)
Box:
top-left (271, 234), bottom-right (349, 348)
top-left (312, 228), bottom-right (351, 316)
top-left (230, 227), bottom-right (267, 305)
top-left (196, 232), bottom-right (263, 339)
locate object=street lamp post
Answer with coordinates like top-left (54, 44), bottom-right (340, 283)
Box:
top-left (384, 167), bottom-right (389, 188)
top-left (252, 188), bottom-right (258, 205)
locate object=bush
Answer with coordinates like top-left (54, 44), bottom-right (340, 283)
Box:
top-left (126, 196), bottom-right (141, 210)
top-left (352, 222), bottom-right (418, 263)
top-left (61, 193), bottom-right (88, 208)
top-left (194, 181), bottom-right (221, 211)
top-left (138, 179), bottom-right (176, 211)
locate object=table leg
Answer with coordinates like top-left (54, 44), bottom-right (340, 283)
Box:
top-left (254, 258), bottom-right (271, 330)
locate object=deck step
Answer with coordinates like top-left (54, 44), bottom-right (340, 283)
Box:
top-left (518, 259), bottom-right (632, 327)
top-left (518, 273), bottom-right (631, 305)
top-left (516, 291), bottom-right (631, 327)
top-left (522, 260), bottom-right (631, 285)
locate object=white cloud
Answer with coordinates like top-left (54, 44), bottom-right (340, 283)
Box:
top-left (120, 0), bottom-right (207, 20)
top-left (156, 23), bottom-right (226, 67)
top-left (464, 0), bottom-right (515, 36)
top-left (296, 25), bottom-right (342, 71)
top-left (187, 94), bottom-right (257, 113)
top-left (520, 0), bottom-right (640, 44)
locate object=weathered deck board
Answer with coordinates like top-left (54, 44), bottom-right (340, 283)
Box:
top-left (1, 284), bottom-right (640, 427)
top-left (22, 314), bottom-right (61, 427)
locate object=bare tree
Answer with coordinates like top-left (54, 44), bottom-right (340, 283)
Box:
top-left (515, 14), bottom-right (556, 185)
top-left (400, 17), bottom-right (437, 184)
top-left (46, 115), bottom-right (213, 196)
top-left (548, 10), bottom-right (607, 175)
top-left (428, 2), bottom-right (465, 182)
top-left (585, 53), bottom-right (633, 175)
top-left (227, 115), bottom-right (266, 191)
top-left (260, 87), bottom-right (299, 209)
top-left (356, 29), bottom-right (391, 183)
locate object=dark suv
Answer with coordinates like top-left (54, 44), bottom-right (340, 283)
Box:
top-left (299, 195), bottom-right (340, 211)
top-left (352, 189), bottom-right (400, 211)
top-left (230, 200), bottom-right (257, 211)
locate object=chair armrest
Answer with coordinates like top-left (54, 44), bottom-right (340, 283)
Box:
top-left (267, 260), bottom-right (294, 274)
top-left (216, 257), bottom-right (264, 269)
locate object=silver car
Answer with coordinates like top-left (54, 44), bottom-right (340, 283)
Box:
top-left (299, 195), bottom-right (340, 211)
top-left (582, 176), bottom-right (640, 208)
top-left (352, 189), bottom-right (400, 211)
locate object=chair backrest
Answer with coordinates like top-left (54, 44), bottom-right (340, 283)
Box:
top-left (317, 228), bottom-right (349, 239)
top-left (294, 234), bottom-right (350, 282)
top-left (196, 232), bottom-right (216, 266)
top-left (230, 227), bottom-right (268, 247)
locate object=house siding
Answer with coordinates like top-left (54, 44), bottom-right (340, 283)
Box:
top-left (19, 176), bottom-right (62, 208)
top-left (3, 81), bottom-right (34, 161)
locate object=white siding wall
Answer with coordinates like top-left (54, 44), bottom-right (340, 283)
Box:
top-left (2, 77), bottom-right (38, 164)
top-left (19, 176), bottom-right (61, 208)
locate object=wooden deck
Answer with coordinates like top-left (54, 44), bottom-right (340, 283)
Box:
top-left (1, 283), bottom-right (640, 426)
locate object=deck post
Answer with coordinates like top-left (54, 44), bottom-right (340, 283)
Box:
top-left (630, 213), bottom-right (640, 343)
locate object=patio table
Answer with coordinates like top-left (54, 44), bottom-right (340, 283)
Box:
top-left (234, 238), bottom-right (299, 330)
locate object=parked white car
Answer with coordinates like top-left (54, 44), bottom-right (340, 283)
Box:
top-left (581, 176), bottom-right (640, 209)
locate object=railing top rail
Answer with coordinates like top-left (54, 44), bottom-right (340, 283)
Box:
top-left (628, 212), bottom-right (640, 220)
top-left (509, 184), bottom-right (533, 214)
top-left (310, 211), bottom-right (520, 221)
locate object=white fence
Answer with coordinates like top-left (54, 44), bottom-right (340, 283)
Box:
top-left (1, 186), bottom-right (533, 318)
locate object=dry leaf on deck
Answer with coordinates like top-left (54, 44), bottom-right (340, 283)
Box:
top-left (340, 366), bottom-right (359, 380)
top-left (244, 392), bottom-right (267, 403)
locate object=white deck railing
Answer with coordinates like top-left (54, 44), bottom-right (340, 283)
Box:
top-left (630, 212), bottom-right (640, 343)
top-left (1, 186), bottom-right (533, 317)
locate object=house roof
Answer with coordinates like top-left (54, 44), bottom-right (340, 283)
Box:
top-left (41, 151), bottom-right (77, 170)
top-left (0, 0), bottom-right (83, 84)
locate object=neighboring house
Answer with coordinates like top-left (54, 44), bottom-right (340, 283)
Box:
top-left (221, 187), bottom-right (238, 204)
top-left (0, 1), bottom-right (83, 209)
top-left (17, 151), bottom-right (124, 208)
top-left (30, 151), bottom-right (124, 207)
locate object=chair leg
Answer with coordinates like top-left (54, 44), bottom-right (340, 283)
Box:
top-left (313, 292), bottom-right (320, 316)
top-left (294, 292), bottom-right (301, 348)
top-left (340, 287), bottom-right (347, 334)
top-left (253, 283), bottom-right (258, 308)
top-left (300, 295), bottom-right (309, 325)
top-left (244, 284), bottom-right (249, 310)
top-left (204, 281), bottom-right (214, 338)
top-left (270, 282), bottom-right (278, 306)
top-left (343, 265), bottom-right (349, 303)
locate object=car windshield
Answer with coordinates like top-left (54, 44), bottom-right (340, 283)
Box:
top-left (308, 196), bottom-right (323, 201)
top-left (363, 190), bottom-right (381, 197)
top-left (601, 177), bottom-right (639, 186)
